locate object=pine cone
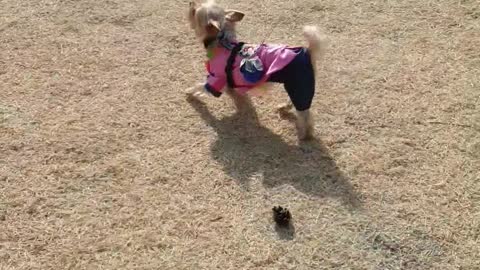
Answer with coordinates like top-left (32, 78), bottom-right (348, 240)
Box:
top-left (272, 206), bottom-right (292, 227)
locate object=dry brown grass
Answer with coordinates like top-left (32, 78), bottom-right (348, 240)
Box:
top-left (1, 0), bottom-right (479, 269)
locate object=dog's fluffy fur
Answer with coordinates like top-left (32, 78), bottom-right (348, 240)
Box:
top-left (187, 0), bottom-right (325, 140)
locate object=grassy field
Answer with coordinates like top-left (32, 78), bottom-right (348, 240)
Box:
top-left (1, 0), bottom-right (479, 269)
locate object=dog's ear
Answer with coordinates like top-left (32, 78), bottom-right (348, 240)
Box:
top-left (189, 2), bottom-right (196, 17)
top-left (225, 10), bottom-right (245, 22)
top-left (188, 2), bottom-right (197, 28)
top-left (206, 19), bottom-right (221, 35)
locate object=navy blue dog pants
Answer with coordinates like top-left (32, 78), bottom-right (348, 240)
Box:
top-left (267, 48), bottom-right (315, 112)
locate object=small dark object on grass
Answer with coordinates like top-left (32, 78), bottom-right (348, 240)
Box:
top-left (272, 206), bottom-right (292, 227)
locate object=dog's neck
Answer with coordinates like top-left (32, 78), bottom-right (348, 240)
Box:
top-left (203, 26), bottom-right (238, 51)
top-left (203, 36), bottom-right (217, 49)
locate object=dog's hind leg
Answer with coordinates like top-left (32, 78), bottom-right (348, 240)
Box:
top-left (296, 109), bottom-right (314, 140)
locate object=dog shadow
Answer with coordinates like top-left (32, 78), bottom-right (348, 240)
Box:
top-left (187, 95), bottom-right (361, 208)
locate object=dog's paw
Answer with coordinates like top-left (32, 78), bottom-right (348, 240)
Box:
top-left (297, 125), bottom-right (315, 141)
top-left (277, 102), bottom-right (293, 112)
top-left (277, 103), bottom-right (295, 120)
top-left (193, 90), bottom-right (207, 98)
top-left (276, 102), bottom-right (293, 111)
top-left (185, 87), bottom-right (206, 99)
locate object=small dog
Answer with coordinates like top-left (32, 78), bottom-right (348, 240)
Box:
top-left (186, 0), bottom-right (325, 140)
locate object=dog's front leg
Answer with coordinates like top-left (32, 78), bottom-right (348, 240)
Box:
top-left (226, 87), bottom-right (253, 113)
top-left (185, 83), bottom-right (207, 98)
top-left (225, 88), bottom-right (258, 121)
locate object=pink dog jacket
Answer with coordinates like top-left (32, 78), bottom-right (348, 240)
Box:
top-left (205, 43), bottom-right (300, 95)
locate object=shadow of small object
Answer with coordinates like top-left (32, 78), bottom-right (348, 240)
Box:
top-left (275, 222), bottom-right (296, 241)
top-left (187, 95), bottom-right (362, 209)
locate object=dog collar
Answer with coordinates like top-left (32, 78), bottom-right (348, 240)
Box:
top-left (204, 31), bottom-right (237, 59)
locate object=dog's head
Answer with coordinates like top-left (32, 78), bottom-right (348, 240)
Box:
top-left (188, 1), bottom-right (245, 43)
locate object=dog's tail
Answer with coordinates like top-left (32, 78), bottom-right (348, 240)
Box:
top-left (303, 26), bottom-right (327, 63)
